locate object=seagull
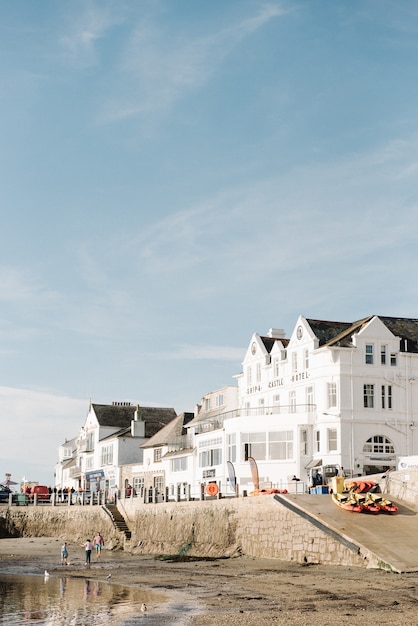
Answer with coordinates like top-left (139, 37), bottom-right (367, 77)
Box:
top-left (44, 570), bottom-right (50, 578)
top-left (106, 574), bottom-right (112, 580)
top-left (140, 603), bottom-right (147, 613)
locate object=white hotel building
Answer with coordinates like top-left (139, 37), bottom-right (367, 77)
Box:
top-left (183, 315), bottom-right (418, 496)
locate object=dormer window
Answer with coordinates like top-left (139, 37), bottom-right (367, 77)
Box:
top-left (154, 448), bottom-right (162, 463)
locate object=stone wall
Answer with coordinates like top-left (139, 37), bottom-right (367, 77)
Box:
top-left (0, 498), bottom-right (365, 567)
top-left (0, 506), bottom-right (123, 549)
top-left (125, 497), bottom-right (365, 567)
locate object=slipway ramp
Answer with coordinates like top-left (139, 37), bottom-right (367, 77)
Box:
top-left (274, 493), bottom-right (418, 573)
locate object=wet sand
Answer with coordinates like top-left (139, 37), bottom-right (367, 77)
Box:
top-left (1, 537), bottom-right (418, 625)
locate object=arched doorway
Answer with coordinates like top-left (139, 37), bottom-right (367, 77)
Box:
top-left (362, 434), bottom-right (396, 475)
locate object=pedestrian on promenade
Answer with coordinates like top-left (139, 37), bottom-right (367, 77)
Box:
top-left (61, 542), bottom-right (68, 566)
top-left (83, 539), bottom-right (93, 566)
top-left (93, 532), bottom-right (104, 559)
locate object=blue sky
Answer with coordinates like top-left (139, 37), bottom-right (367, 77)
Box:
top-left (1, 0), bottom-right (418, 486)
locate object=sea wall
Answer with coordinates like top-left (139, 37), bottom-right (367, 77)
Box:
top-left (0, 506), bottom-right (123, 549)
top-left (125, 496), bottom-right (365, 567)
top-left (1, 497), bottom-right (365, 568)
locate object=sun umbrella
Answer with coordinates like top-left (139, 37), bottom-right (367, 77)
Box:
top-left (1, 479), bottom-right (18, 486)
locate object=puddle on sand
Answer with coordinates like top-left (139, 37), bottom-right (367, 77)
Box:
top-left (0, 573), bottom-right (177, 625)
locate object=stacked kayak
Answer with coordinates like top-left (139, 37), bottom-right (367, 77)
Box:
top-left (331, 480), bottom-right (398, 514)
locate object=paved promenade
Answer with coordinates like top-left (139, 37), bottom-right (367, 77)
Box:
top-left (281, 493), bottom-right (418, 572)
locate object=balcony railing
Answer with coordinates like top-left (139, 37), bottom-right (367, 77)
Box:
top-left (78, 440), bottom-right (94, 453)
top-left (193, 405), bottom-right (317, 435)
top-left (167, 434), bottom-right (193, 453)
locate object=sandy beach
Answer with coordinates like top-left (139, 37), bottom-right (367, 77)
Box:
top-left (0, 537), bottom-right (417, 625)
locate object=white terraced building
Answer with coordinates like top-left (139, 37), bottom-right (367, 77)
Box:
top-left (183, 315), bottom-right (418, 496)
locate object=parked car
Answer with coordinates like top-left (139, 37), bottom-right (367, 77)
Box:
top-left (29, 485), bottom-right (50, 501)
top-left (0, 485), bottom-right (11, 503)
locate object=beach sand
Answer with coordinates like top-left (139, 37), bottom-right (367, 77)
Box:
top-left (0, 537), bottom-right (417, 624)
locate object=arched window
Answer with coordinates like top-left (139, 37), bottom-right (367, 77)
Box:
top-left (363, 435), bottom-right (394, 454)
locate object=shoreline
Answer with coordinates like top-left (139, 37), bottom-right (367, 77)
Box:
top-left (1, 537), bottom-right (418, 625)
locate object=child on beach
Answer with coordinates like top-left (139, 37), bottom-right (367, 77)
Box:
top-left (93, 532), bottom-right (104, 559)
top-left (83, 539), bottom-right (93, 566)
top-left (61, 542), bottom-right (68, 565)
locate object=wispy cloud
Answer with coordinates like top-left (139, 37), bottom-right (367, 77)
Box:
top-left (0, 386), bottom-right (86, 482)
top-left (59, 3), bottom-right (122, 67)
top-left (123, 134), bottom-right (418, 289)
top-left (100, 3), bottom-right (285, 121)
top-left (0, 266), bottom-right (57, 304)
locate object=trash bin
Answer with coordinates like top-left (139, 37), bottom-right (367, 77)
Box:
top-left (13, 494), bottom-right (29, 506)
top-left (331, 476), bottom-right (345, 494)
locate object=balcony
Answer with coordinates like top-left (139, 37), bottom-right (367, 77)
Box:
top-left (193, 405), bottom-right (317, 434)
top-left (78, 440), bottom-right (94, 453)
top-left (70, 466), bottom-right (82, 478)
top-left (167, 434), bottom-right (193, 453)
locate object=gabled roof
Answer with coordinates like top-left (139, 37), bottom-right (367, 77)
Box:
top-left (305, 318), bottom-right (362, 347)
top-left (91, 403), bottom-right (177, 437)
top-left (141, 412), bottom-right (194, 448)
top-left (307, 316), bottom-right (418, 353)
top-left (260, 336), bottom-right (289, 352)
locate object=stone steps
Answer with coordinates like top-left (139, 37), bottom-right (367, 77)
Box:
top-left (104, 504), bottom-right (132, 539)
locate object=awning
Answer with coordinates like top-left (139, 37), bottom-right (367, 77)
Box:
top-left (85, 470), bottom-right (105, 481)
top-left (305, 458), bottom-right (322, 470)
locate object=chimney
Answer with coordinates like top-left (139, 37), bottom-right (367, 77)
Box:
top-left (131, 405), bottom-right (145, 437)
top-left (268, 328), bottom-right (286, 339)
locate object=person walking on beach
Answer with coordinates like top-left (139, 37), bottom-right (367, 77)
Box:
top-left (93, 532), bottom-right (104, 560)
top-left (61, 542), bottom-right (68, 566)
top-left (83, 539), bottom-right (93, 566)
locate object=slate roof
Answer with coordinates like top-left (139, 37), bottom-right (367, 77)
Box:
top-left (260, 335), bottom-right (289, 352)
top-left (307, 316), bottom-right (418, 353)
top-left (92, 403), bottom-right (177, 438)
top-left (141, 412), bottom-right (194, 448)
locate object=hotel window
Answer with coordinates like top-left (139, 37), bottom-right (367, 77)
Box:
top-left (328, 428), bottom-right (337, 452)
top-left (247, 366), bottom-right (252, 386)
top-left (244, 402), bottom-right (251, 416)
top-left (301, 429), bottom-right (308, 456)
top-left (364, 384), bottom-right (374, 408)
top-left (292, 352), bottom-right (298, 373)
top-left (381, 345), bottom-right (387, 365)
top-left (363, 435), bottom-right (394, 454)
top-left (304, 349), bottom-right (309, 369)
top-left (154, 448), bottom-right (162, 463)
top-left (306, 386), bottom-right (314, 411)
top-left (199, 448), bottom-right (222, 467)
top-left (268, 431), bottom-right (293, 460)
top-left (381, 385), bottom-right (393, 409)
top-left (327, 382), bottom-right (337, 408)
top-left (257, 398), bottom-right (265, 415)
top-left (365, 344), bottom-right (374, 364)
top-left (274, 358), bottom-right (280, 378)
top-left (256, 363), bottom-right (262, 383)
top-left (227, 433), bottom-right (237, 463)
top-left (273, 394), bottom-right (280, 414)
top-left (242, 432), bottom-right (266, 461)
top-left (390, 353), bottom-right (397, 366)
top-left (290, 391), bottom-right (296, 413)
top-left (315, 430), bottom-right (320, 453)
top-left (204, 397), bottom-right (211, 411)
